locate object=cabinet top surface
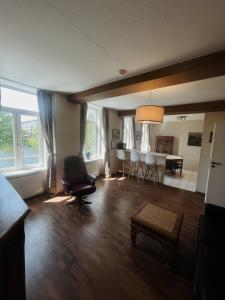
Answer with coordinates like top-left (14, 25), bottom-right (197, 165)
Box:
top-left (0, 175), bottom-right (30, 240)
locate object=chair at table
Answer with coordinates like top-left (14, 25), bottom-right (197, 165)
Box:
top-left (117, 150), bottom-right (129, 177)
top-left (143, 152), bottom-right (159, 185)
top-left (128, 149), bottom-right (144, 182)
top-left (61, 156), bottom-right (97, 207)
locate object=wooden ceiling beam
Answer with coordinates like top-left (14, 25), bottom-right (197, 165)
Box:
top-left (68, 50), bottom-right (225, 103)
top-left (117, 100), bottom-right (225, 117)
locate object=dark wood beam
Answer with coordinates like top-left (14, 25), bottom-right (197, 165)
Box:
top-left (117, 100), bottom-right (225, 117)
top-left (68, 50), bottom-right (225, 103)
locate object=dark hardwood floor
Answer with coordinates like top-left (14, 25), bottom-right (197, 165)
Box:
top-left (25, 177), bottom-right (204, 300)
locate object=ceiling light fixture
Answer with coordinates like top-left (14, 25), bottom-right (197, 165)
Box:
top-left (177, 115), bottom-right (187, 121)
top-left (135, 91), bottom-right (164, 124)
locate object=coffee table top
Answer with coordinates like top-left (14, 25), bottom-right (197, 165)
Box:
top-left (131, 203), bottom-right (184, 242)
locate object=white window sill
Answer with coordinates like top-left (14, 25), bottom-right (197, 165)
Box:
top-left (85, 158), bottom-right (103, 163)
top-left (2, 167), bottom-right (47, 179)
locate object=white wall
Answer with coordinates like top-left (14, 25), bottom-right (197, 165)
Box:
top-left (54, 93), bottom-right (80, 193)
top-left (150, 120), bottom-right (204, 171)
top-left (196, 111), bottom-right (225, 193)
top-left (7, 170), bottom-right (47, 199)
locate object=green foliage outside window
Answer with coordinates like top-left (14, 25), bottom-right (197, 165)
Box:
top-left (85, 121), bottom-right (96, 158)
top-left (22, 125), bottom-right (39, 149)
top-left (0, 112), bottom-right (14, 152)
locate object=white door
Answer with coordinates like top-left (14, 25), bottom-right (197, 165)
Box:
top-left (205, 122), bottom-right (225, 207)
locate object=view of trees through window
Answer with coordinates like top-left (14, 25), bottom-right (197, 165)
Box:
top-left (84, 107), bottom-right (101, 160)
top-left (0, 87), bottom-right (43, 171)
top-left (0, 112), bottom-right (15, 169)
top-left (21, 115), bottom-right (41, 166)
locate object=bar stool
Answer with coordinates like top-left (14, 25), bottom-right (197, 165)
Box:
top-left (144, 152), bottom-right (159, 186)
top-left (117, 150), bottom-right (129, 177)
top-left (128, 149), bottom-right (144, 182)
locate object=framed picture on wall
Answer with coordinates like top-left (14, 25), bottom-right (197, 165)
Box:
top-left (112, 129), bottom-right (120, 140)
top-left (187, 132), bottom-right (202, 146)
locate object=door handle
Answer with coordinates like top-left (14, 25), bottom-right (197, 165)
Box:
top-left (211, 161), bottom-right (222, 168)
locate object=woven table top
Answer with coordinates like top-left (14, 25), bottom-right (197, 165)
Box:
top-left (131, 203), bottom-right (183, 241)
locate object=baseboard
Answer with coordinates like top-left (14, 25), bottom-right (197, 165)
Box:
top-left (195, 191), bottom-right (205, 197)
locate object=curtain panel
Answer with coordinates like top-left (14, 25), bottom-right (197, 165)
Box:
top-left (140, 123), bottom-right (150, 152)
top-left (123, 117), bottom-right (134, 149)
top-left (132, 117), bottom-right (136, 149)
top-left (37, 90), bottom-right (56, 194)
top-left (102, 108), bottom-right (110, 177)
top-left (80, 103), bottom-right (87, 156)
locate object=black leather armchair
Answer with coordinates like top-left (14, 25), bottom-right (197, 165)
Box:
top-left (61, 156), bottom-right (97, 206)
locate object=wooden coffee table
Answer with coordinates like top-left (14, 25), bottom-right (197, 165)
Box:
top-left (130, 202), bottom-right (184, 268)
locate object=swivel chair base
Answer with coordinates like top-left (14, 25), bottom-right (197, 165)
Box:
top-left (65, 196), bottom-right (92, 207)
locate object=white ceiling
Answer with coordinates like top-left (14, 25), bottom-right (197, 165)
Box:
top-left (92, 76), bottom-right (225, 110)
top-left (0, 0), bottom-right (225, 94)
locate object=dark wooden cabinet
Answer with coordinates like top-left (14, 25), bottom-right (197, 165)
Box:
top-left (0, 175), bottom-right (30, 300)
top-left (155, 136), bottom-right (174, 154)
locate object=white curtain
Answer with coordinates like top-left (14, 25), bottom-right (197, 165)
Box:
top-left (123, 117), bottom-right (134, 149)
top-left (141, 123), bottom-right (150, 152)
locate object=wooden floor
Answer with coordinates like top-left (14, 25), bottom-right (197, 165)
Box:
top-left (164, 170), bottom-right (198, 192)
top-left (25, 177), bottom-right (204, 300)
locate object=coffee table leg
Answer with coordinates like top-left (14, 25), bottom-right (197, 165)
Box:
top-left (131, 223), bottom-right (137, 247)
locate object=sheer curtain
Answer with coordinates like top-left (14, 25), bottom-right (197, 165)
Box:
top-left (123, 117), bottom-right (134, 149)
top-left (37, 90), bottom-right (56, 193)
top-left (140, 123), bottom-right (150, 152)
top-left (102, 108), bottom-right (110, 177)
top-left (80, 103), bottom-right (87, 156)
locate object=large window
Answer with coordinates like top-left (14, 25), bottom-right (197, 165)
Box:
top-left (123, 117), bottom-right (134, 150)
top-left (84, 106), bottom-right (103, 160)
top-left (0, 86), bottom-right (44, 172)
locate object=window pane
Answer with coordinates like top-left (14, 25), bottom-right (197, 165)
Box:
top-left (1, 87), bottom-right (38, 112)
top-left (85, 121), bottom-right (97, 160)
top-left (0, 112), bottom-right (16, 169)
top-left (21, 115), bottom-right (41, 166)
top-left (87, 108), bottom-right (96, 122)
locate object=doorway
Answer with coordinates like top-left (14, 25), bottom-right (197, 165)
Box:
top-left (151, 113), bottom-right (205, 192)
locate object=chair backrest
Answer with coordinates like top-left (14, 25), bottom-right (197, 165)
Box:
top-left (130, 149), bottom-right (140, 162)
top-left (117, 150), bottom-right (127, 160)
top-left (63, 156), bottom-right (88, 185)
top-left (145, 152), bottom-right (157, 166)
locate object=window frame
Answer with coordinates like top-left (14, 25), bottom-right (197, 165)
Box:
top-left (0, 102), bottom-right (44, 173)
top-left (84, 105), bottom-right (103, 161)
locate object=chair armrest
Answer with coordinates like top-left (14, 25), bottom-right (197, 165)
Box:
top-left (88, 174), bottom-right (97, 186)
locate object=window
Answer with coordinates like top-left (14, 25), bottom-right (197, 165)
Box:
top-left (140, 123), bottom-right (150, 152)
top-left (84, 106), bottom-right (103, 160)
top-left (0, 86), bottom-right (44, 172)
top-left (123, 117), bottom-right (134, 150)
